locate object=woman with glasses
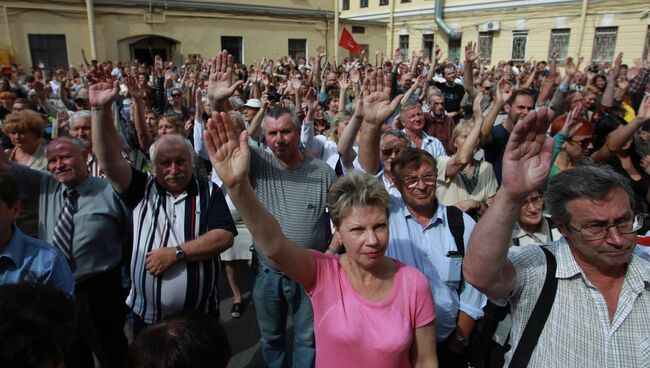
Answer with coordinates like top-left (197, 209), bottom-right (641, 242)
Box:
top-left (2, 110), bottom-right (47, 170)
top-left (165, 87), bottom-right (189, 121)
top-left (204, 111), bottom-right (438, 368)
top-left (547, 106), bottom-right (595, 184)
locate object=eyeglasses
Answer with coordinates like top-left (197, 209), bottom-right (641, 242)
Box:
top-left (172, 94), bottom-right (182, 97)
top-left (381, 148), bottom-right (402, 157)
top-left (569, 138), bottom-right (591, 149)
top-left (401, 172), bottom-right (437, 189)
top-left (523, 195), bottom-right (544, 208)
top-left (567, 214), bottom-right (644, 241)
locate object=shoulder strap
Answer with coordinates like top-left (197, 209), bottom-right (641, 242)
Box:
top-left (509, 246), bottom-right (558, 368)
top-left (446, 205), bottom-right (465, 256)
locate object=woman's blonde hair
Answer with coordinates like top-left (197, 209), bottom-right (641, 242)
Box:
top-left (327, 171), bottom-right (390, 228)
top-left (2, 110), bottom-right (44, 138)
top-left (449, 120), bottom-right (475, 154)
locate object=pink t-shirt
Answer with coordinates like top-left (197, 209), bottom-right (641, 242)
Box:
top-left (306, 250), bottom-right (435, 368)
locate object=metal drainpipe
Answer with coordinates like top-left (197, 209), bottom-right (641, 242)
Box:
top-left (576, 0), bottom-right (589, 58)
top-left (85, 0), bottom-right (97, 59)
top-left (389, 0), bottom-right (395, 52)
top-left (434, 0), bottom-right (461, 40)
top-left (335, 0), bottom-right (339, 62)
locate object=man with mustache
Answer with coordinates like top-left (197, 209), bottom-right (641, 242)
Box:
top-left (87, 70), bottom-right (236, 335)
top-left (1, 135), bottom-right (131, 368)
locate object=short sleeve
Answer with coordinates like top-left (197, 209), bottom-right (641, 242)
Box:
top-left (206, 184), bottom-right (237, 235)
top-left (117, 166), bottom-right (149, 210)
top-left (305, 250), bottom-right (336, 296)
top-left (411, 266), bottom-right (436, 328)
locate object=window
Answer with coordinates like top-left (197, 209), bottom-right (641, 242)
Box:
top-left (478, 32), bottom-right (493, 65)
top-left (28, 34), bottom-right (68, 69)
top-left (288, 39), bottom-right (307, 60)
top-left (360, 0), bottom-right (368, 8)
top-left (221, 36), bottom-right (242, 64)
top-left (401, 0), bottom-right (412, 2)
top-left (511, 31), bottom-right (528, 62)
top-left (399, 35), bottom-right (409, 57)
top-left (548, 29), bottom-right (570, 63)
top-left (422, 34), bottom-right (434, 60)
top-left (643, 26), bottom-right (650, 60)
top-left (380, 0), bottom-right (389, 5)
top-left (342, 0), bottom-right (349, 10)
top-left (352, 26), bottom-right (365, 34)
top-left (592, 27), bottom-right (618, 63)
top-left (448, 38), bottom-right (461, 63)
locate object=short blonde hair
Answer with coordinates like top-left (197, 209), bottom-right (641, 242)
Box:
top-left (327, 172), bottom-right (390, 228)
top-left (449, 120), bottom-right (474, 154)
top-left (2, 110), bottom-right (44, 138)
top-left (326, 111), bottom-right (351, 143)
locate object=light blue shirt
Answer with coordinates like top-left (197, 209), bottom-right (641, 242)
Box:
top-left (405, 130), bottom-right (447, 159)
top-left (386, 196), bottom-right (486, 341)
top-left (0, 225), bottom-right (74, 297)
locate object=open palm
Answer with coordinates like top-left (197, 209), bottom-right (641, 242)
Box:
top-left (203, 111), bottom-right (250, 189)
top-left (208, 50), bottom-right (244, 103)
top-left (362, 70), bottom-right (402, 125)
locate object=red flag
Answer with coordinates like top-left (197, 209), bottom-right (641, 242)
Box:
top-left (339, 27), bottom-right (362, 54)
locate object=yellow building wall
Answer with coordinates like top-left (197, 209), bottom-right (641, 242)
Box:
top-left (343, 0), bottom-right (650, 66)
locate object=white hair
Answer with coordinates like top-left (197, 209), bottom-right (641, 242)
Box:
top-left (149, 134), bottom-right (196, 168)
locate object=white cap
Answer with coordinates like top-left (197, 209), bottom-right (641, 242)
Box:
top-left (243, 99), bottom-right (262, 109)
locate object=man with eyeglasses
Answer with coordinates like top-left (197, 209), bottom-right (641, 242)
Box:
top-left (386, 147), bottom-right (486, 367)
top-left (464, 107), bottom-right (649, 368)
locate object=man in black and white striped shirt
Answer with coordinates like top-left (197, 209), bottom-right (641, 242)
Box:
top-left (89, 70), bottom-right (236, 334)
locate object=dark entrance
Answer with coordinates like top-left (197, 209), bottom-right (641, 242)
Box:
top-left (133, 48), bottom-right (168, 65)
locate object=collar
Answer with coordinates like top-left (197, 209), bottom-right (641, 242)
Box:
top-left (404, 202), bottom-right (444, 228)
top-left (512, 219), bottom-right (551, 243)
top-left (64, 175), bottom-right (94, 197)
top-left (0, 225), bottom-right (25, 267)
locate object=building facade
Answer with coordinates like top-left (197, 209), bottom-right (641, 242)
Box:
top-left (341, 0), bottom-right (650, 66)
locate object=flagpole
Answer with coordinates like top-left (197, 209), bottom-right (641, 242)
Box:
top-left (334, 0), bottom-right (339, 63)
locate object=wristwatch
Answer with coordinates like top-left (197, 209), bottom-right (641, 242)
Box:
top-left (454, 333), bottom-right (470, 348)
top-left (175, 245), bottom-right (186, 263)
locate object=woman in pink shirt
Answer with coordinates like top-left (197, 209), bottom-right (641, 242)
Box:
top-left (204, 111), bottom-right (438, 368)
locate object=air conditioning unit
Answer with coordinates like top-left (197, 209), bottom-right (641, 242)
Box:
top-left (481, 21), bottom-right (500, 32)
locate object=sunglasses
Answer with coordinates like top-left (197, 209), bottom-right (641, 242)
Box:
top-left (569, 138), bottom-right (591, 149)
top-left (172, 94), bottom-right (182, 97)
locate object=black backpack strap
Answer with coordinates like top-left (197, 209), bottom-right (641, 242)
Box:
top-left (446, 205), bottom-right (465, 256)
top-left (509, 246), bottom-right (558, 368)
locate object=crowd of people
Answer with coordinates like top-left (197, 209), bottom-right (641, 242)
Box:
top-left (0, 39), bottom-right (649, 368)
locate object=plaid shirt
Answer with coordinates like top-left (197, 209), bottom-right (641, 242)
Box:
top-left (499, 239), bottom-right (650, 367)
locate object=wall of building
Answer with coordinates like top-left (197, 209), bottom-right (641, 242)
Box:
top-left (342, 0), bottom-right (650, 66)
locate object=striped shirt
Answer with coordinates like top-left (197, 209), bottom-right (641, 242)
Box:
top-left (249, 146), bottom-right (336, 271)
top-left (501, 240), bottom-right (650, 367)
top-left (120, 168), bottom-right (237, 324)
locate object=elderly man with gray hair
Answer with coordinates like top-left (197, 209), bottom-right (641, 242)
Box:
top-left (88, 68), bottom-right (237, 337)
top-left (464, 107), bottom-right (649, 367)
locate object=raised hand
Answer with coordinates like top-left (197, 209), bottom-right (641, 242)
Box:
top-left (495, 78), bottom-right (512, 105)
top-left (559, 106), bottom-right (583, 138)
top-left (203, 111), bottom-right (251, 189)
top-left (339, 73), bottom-right (350, 90)
top-left (501, 107), bottom-right (555, 201)
top-left (636, 95), bottom-right (650, 122)
top-left (393, 48), bottom-right (404, 66)
top-left (349, 67), bottom-right (361, 85)
top-left (207, 49), bottom-right (245, 105)
top-left (88, 65), bottom-right (119, 108)
top-left (361, 70), bottom-right (402, 125)
top-left (611, 52), bottom-right (623, 78)
top-left (317, 45), bottom-right (327, 60)
top-left (195, 88), bottom-right (204, 116)
top-left (290, 74), bottom-right (302, 90)
top-left (565, 56), bottom-right (583, 76)
top-left (124, 75), bottom-right (143, 100)
top-left (464, 41), bottom-right (482, 64)
top-left (434, 45), bottom-right (442, 64)
top-left (56, 109), bottom-right (69, 130)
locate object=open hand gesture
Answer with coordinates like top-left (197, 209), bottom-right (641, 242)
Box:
top-left (361, 70), bottom-right (402, 125)
top-left (88, 65), bottom-right (119, 108)
top-left (207, 50), bottom-right (245, 104)
top-left (559, 106), bottom-right (583, 138)
top-left (203, 111), bottom-right (251, 189)
top-left (501, 107), bottom-right (555, 201)
top-left (124, 75), bottom-right (143, 100)
top-left (464, 41), bottom-right (482, 64)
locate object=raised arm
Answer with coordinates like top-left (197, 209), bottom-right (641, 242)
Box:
top-left (203, 111), bottom-right (316, 288)
top-left (125, 75), bottom-right (154, 151)
top-left (88, 66), bottom-right (133, 193)
top-left (591, 95), bottom-right (650, 162)
top-left (445, 93), bottom-right (485, 179)
top-left (358, 70), bottom-right (403, 175)
top-left (479, 79), bottom-right (509, 146)
top-left (601, 52), bottom-right (622, 108)
top-left (463, 107), bottom-right (555, 299)
top-left (463, 42), bottom-right (481, 99)
top-left (337, 92), bottom-right (363, 171)
top-left (537, 49), bottom-right (559, 106)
